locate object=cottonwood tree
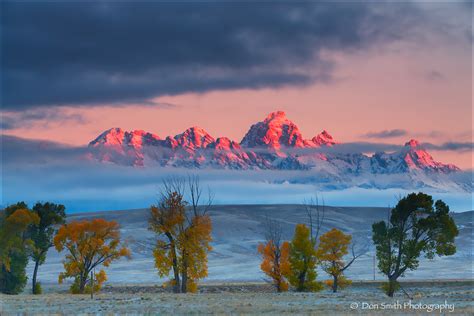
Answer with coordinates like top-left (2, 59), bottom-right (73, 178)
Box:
top-left (304, 194), bottom-right (326, 245)
top-left (316, 228), bottom-right (361, 293)
top-left (28, 202), bottom-right (66, 294)
top-left (149, 176), bottom-right (213, 293)
top-left (258, 216), bottom-right (290, 292)
top-left (287, 224), bottom-right (322, 292)
top-left (372, 192), bottom-right (458, 297)
top-left (0, 203), bottom-right (39, 294)
top-left (54, 219), bottom-right (131, 294)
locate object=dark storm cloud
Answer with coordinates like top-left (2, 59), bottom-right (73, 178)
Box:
top-left (1, 109), bottom-right (87, 130)
top-left (364, 129), bottom-right (408, 139)
top-left (1, 1), bottom-right (423, 109)
top-left (1, 135), bottom-right (87, 164)
top-left (424, 142), bottom-right (473, 153)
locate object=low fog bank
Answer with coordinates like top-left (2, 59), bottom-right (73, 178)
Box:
top-left (2, 162), bottom-right (472, 213)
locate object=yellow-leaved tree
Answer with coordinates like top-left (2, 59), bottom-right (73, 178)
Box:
top-left (149, 176), bottom-right (213, 293)
top-left (287, 224), bottom-right (322, 292)
top-left (54, 219), bottom-right (131, 294)
top-left (0, 204), bottom-right (39, 294)
top-left (257, 216), bottom-right (290, 292)
top-left (316, 228), bottom-right (360, 292)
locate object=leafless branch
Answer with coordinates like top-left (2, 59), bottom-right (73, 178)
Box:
top-left (303, 193), bottom-right (326, 244)
top-left (262, 214), bottom-right (283, 249)
top-left (161, 177), bottom-right (186, 201)
top-left (187, 174), bottom-right (213, 218)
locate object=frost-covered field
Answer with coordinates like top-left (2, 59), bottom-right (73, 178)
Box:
top-left (27, 205), bottom-right (472, 286)
top-left (1, 281), bottom-right (473, 315)
top-left (2, 206), bottom-right (472, 315)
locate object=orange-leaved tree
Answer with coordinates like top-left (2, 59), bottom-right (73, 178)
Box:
top-left (257, 217), bottom-right (290, 292)
top-left (149, 176), bottom-right (213, 293)
top-left (54, 219), bottom-right (131, 294)
top-left (316, 228), bottom-right (360, 292)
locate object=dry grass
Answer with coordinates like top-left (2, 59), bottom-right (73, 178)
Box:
top-left (1, 280), bottom-right (473, 315)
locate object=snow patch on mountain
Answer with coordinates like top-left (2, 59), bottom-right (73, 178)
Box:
top-left (86, 111), bottom-right (467, 191)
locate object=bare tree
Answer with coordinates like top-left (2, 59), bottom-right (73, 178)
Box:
top-left (263, 214), bottom-right (283, 250)
top-left (303, 194), bottom-right (326, 244)
top-left (187, 174), bottom-right (214, 218)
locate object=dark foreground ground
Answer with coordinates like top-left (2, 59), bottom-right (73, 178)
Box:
top-left (1, 280), bottom-right (472, 315)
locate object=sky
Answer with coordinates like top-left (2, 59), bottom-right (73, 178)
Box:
top-left (1, 1), bottom-right (472, 168)
top-left (0, 1), bottom-right (472, 212)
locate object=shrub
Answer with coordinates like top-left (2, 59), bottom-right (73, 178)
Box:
top-left (324, 276), bottom-right (352, 291)
top-left (33, 281), bottom-right (42, 294)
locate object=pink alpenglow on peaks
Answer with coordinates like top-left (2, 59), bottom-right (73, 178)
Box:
top-left (88, 128), bottom-right (162, 166)
top-left (312, 130), bottom-right (338, 147)
top-left (86, 111), bottom-right (461, 180)
top-left (209, 137), bottom-right (241, 151)
top-left (89, 128), bottom-right (162, 148)
top-left (174, 126), bottom-right (215, 151)
top-left (208, 137), bottom-right (253, 169)
top-left (401, 139), bottom-right (460, 172)
top-left (405, 139), bottom-right (421, 148)
top-left (240, 111), bottom-right (307, 149)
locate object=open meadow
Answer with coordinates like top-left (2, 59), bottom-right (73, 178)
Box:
top-left (1, 205), bottom-right (472, 315)
top-left (1, 280), bottom-right (473, 315)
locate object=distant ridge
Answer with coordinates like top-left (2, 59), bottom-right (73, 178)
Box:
top-left (88, 111), bottom-right (458, 173)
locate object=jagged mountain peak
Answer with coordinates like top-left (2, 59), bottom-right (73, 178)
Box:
top-left (312, 130), bottom-right (337, 146)
top-left (241, 111), bottom-right (305, 149)
top-left (174, 126), bottom-right (215, 149)
top-left (89, 127), bottom-right (161, 147)
top-left (209, 137), bottom-right (241, 151)
top-left (264, 110), bottom-right (287, 122)
top-left (405, 139), bottom-right (421, 148)
top-left (86, 113), bottom-right (461, 182)
top-left (90, 127), bottom-right (124, 144)
top-left (368, 139), bottom-right (460, 173)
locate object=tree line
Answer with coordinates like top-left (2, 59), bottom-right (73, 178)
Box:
top-left (257, 199), bottom-right (361, 294)
top-left (0, 178), bottom-right (458, 298)
top-left (256, 192), bottom-right (458, 297)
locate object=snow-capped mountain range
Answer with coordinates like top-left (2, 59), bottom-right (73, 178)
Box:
top-left (87, 111), bottom-right (467, 191)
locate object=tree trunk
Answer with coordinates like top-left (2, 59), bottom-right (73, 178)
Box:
top-left (332, 275), bottom-right (338, 293)
top-left (79, 272), bottom-right (87, 294)
top-left (0, 264), bottom-right (7, 293)
top-left (171, 245), bottom-right (181, 293)
top-left (32, 259), bottom-right (40, 294)
top-left (90, 269), bottom-right (94, 299)
top-left (181, 249), bottom-right (189, 293)
top-left (181, 275), bottom-right (187, 293)
top-left (387, 278), bottom-right (397, 297)
top-left (165, 235), bottom-right (181, 294)
top-left (172, 262), bottom-right (180, 293)
top-left (298, 271), bottom-right (306, 292)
